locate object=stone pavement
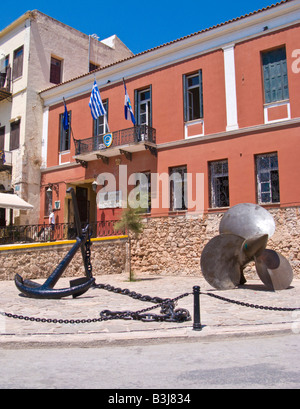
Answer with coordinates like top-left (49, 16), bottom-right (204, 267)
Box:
top-left (0, 273), bottom-right (299, 348)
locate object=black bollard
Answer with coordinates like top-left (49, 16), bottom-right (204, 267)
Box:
top-left (193, 285), bottom-right (202, 331)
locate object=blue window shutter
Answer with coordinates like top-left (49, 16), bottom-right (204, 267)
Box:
top-left (262, 47), bottom-right (289, 104)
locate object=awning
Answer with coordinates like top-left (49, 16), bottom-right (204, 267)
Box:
top-left (0, 193), bottom-right (34, 210)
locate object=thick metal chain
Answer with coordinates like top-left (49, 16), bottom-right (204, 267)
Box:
top-left (97, 290), bottom-right (191, 322)
top-left (2, 277), bottom-right (299, 325)
top-left (200, 291), bottom-right (300, 311)
top-left (84, 233), bottom-right (93, 278)
top-left (0, 286), bottom-right (191, 324)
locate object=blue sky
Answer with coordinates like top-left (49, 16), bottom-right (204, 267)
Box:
top-left (1, 0), bottom-right (280, 54)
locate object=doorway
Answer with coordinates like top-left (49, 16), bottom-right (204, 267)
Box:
top-left (76, 186), bottom-right (89, 224)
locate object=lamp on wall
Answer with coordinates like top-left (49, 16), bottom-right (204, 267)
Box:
top-left (92, 180), bottom-right (98, 192)
top-left (46, 183), bottom-right (59, 195)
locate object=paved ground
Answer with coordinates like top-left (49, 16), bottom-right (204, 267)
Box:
top-left (0, 273), bottom-right (299, 348)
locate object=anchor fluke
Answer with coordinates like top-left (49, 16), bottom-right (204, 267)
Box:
top-left (15, 273), bottom-right (95, 300)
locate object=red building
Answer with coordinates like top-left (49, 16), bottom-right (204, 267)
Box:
top-left (39, 1), bottom-right (300, 244)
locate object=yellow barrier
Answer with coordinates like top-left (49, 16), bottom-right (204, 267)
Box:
top-left (0, 235), bottom-right (128, 252)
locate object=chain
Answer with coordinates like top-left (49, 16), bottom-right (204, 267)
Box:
top-left (0, 311), bottom-right (103, 324)
top-left (98, 292), bottom-right (191, 322)
top-left (1, 285), bottom-right (191, 324)
top-left (200, 291), bottom-right (300, 311)
top-left (2, 276), bottom-right (299, 325)
top-left (84, 232), bottom-right (93, 278)
top-left (93, 282), bottom-right (191, 322)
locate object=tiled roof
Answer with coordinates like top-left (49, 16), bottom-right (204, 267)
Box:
top-left (40, 0), bottom-right (292, 94)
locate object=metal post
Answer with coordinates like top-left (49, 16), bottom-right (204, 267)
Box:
top-left (193, 285), bottom-right (202, 331)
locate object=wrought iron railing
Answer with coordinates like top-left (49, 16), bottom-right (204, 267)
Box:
top-left (74, 124), bottom-right (156, 156)
top-left (0, 220), bottom-right (127, 245)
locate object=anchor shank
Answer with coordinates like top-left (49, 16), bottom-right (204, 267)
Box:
top-left (42, 237), bottom-right (85, 290)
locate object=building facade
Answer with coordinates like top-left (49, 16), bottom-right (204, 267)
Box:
top-left (0, 10), bottom-right (133, 226)
top-left (39, 0), bottom-right (300, 274)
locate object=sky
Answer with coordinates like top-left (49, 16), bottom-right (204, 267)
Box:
top-left (1, 0), bottom-right (283, 54)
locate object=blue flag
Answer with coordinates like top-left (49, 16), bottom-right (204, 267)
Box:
top-left (124, 79), bottom-right (136, 125)
top-left (89, 80), bottom-right (106, 120)
top-left (63, 99), bottom-right (69, 131)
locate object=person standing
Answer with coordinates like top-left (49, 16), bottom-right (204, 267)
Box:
top-left (49, 208), bottom-right (55, 240)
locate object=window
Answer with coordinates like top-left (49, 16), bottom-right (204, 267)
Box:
top-left (131, 172), bottom-right (151, 213)
top-left (169, 166), bottom-right (187, 211)
top-left (209, 160), bottom-right (229, 208)
top-left (262, 47), bottom-right (289, 104)
top-left (89, 62), bottom-right (100, 72)
top-left (59, 111), bottom-right (71, 152)
top-left (0, 55), bottom-right (9, 88)
top-left (98, 191), bottom-right (122, 209)
top-left (50, 57), bottom-right (62, 84)
top-left (12, 46), bottom-right (23, 80)
top-left (10, 120), bottom-right (20, 151)
top-left (183, 70), bottom-right (203, 122)
top-left (142, 172), bottom-right (151, 213)
top-left (93, 100), bottom-right (109, 136)
top-left (256, 153), bottom-right (280, 204)
top-left (135, 87), bottom-right (152, 126)
top-left (45, 187), bottom-right (52, 216)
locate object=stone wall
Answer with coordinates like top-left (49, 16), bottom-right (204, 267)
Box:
top-left (0, 239), bottom-right (127, 281)
top-left (0, 206), bottom-right (299, 282)
top-left (130, 207), bottom-right (300, 278)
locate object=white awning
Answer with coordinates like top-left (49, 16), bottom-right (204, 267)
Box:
top-left (0, 193), bottom-right (34, 210)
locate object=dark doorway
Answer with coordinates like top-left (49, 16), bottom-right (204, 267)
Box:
top-left (76, 187), bottom-right (89, 223)
top-left (0, 208), bottom-right (6, 227)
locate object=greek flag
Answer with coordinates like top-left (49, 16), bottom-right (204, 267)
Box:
top-left (123, 79), bottom-right (136, 125)
top-left (89, 80), bottom-right (106, 120)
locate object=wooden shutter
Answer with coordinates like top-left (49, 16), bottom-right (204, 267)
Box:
top-left (50, 57), bottom-right (62, 84)
top-left (10, 121), bottom-right (20, 151)
top-left (12, 47), bottom-right (23, 80)
top-left (0, 127), bottom-right (5, 151)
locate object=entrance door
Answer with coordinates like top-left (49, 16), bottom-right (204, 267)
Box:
top-left (76, 187), bottom-right (89, 224)
top-left (0, 208), bottom-right (5, 227)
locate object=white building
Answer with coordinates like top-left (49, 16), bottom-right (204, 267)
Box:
top-left (0, 10), bottom-right (133, 225)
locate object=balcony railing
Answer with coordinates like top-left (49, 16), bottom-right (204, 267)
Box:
top-left (0, 66), bottom-right (12, 101)
top-left (0, 221), bottom-right (127, 245)
top-left (74, 124), bottom-right (156, 157)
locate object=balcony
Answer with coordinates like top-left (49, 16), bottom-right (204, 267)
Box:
top-left (0, 151), bottom-right (12, 172)
top-left (0, 66), bottom-right (12, 101)
top-left (74, 125), bottom-right (157, 165)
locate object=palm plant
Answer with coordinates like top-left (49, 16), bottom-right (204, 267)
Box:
top-left (114, 205), bottom-right (144, 281)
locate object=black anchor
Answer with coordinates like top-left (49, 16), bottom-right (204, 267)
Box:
top-left (14, 188), bottom-right (95, 299)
